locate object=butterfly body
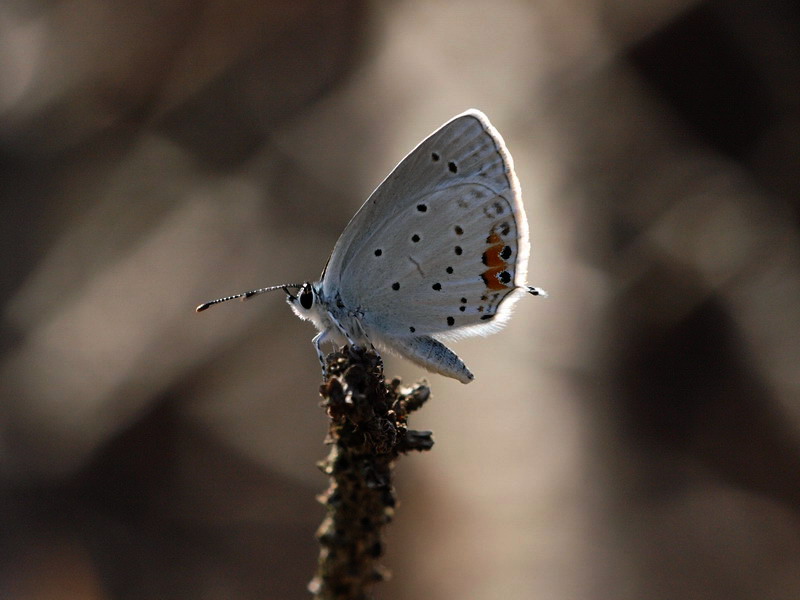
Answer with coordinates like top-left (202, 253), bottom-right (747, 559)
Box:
top-left (288, 280), bottom-right (478, 383)
top-left (198, 109), bottom-right (546, 383)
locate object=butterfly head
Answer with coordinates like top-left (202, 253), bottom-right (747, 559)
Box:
top-left (287, 281), bottom-right (326, 324)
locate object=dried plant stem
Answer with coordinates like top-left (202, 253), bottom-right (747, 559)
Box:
top-left (309, 346), bottom-right (433, 600)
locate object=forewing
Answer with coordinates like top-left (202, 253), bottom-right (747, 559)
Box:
top-left (324, 109), bottom-right (530, 339)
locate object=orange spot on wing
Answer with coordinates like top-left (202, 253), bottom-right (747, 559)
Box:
top-left (482, 230), bottom-right (513, 290)
top-left (481, 267), bottom-right (510, 290)
top-left (482, 244), bottom-right (506, 267)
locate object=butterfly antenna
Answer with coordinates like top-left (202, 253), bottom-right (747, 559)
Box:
top-left (527, 286), bottom-right (548, 298)
top-left (196, 284), bottom-right (304, 312)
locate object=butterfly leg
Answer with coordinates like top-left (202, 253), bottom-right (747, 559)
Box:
top-left (312, 330), bottom-right (330, 378)
top-left (388, 336), bottom-right (474, 384)
top-left (327, 310), bottom-right (374, 352)
top-left (349, 314), bottom-right (375, 351)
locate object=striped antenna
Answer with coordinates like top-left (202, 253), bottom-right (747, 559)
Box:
top-left (196, 284), bottom-right (304, 312)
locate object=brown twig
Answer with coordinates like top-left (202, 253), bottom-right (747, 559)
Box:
top-left (308, 346), bottom-right (433, 600)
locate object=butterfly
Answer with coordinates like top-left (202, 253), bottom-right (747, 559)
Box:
top-left (197, 109), bottom-right (546, 383)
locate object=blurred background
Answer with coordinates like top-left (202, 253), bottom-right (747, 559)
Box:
top-left (2, 0), bottom-right (800, 598)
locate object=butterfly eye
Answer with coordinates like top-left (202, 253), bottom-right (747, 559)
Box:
top-left (299, 285), bottom-right (314, 310)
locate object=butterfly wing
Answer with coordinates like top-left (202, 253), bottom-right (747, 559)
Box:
top-left (322, 109), bottom-right (530, 341)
